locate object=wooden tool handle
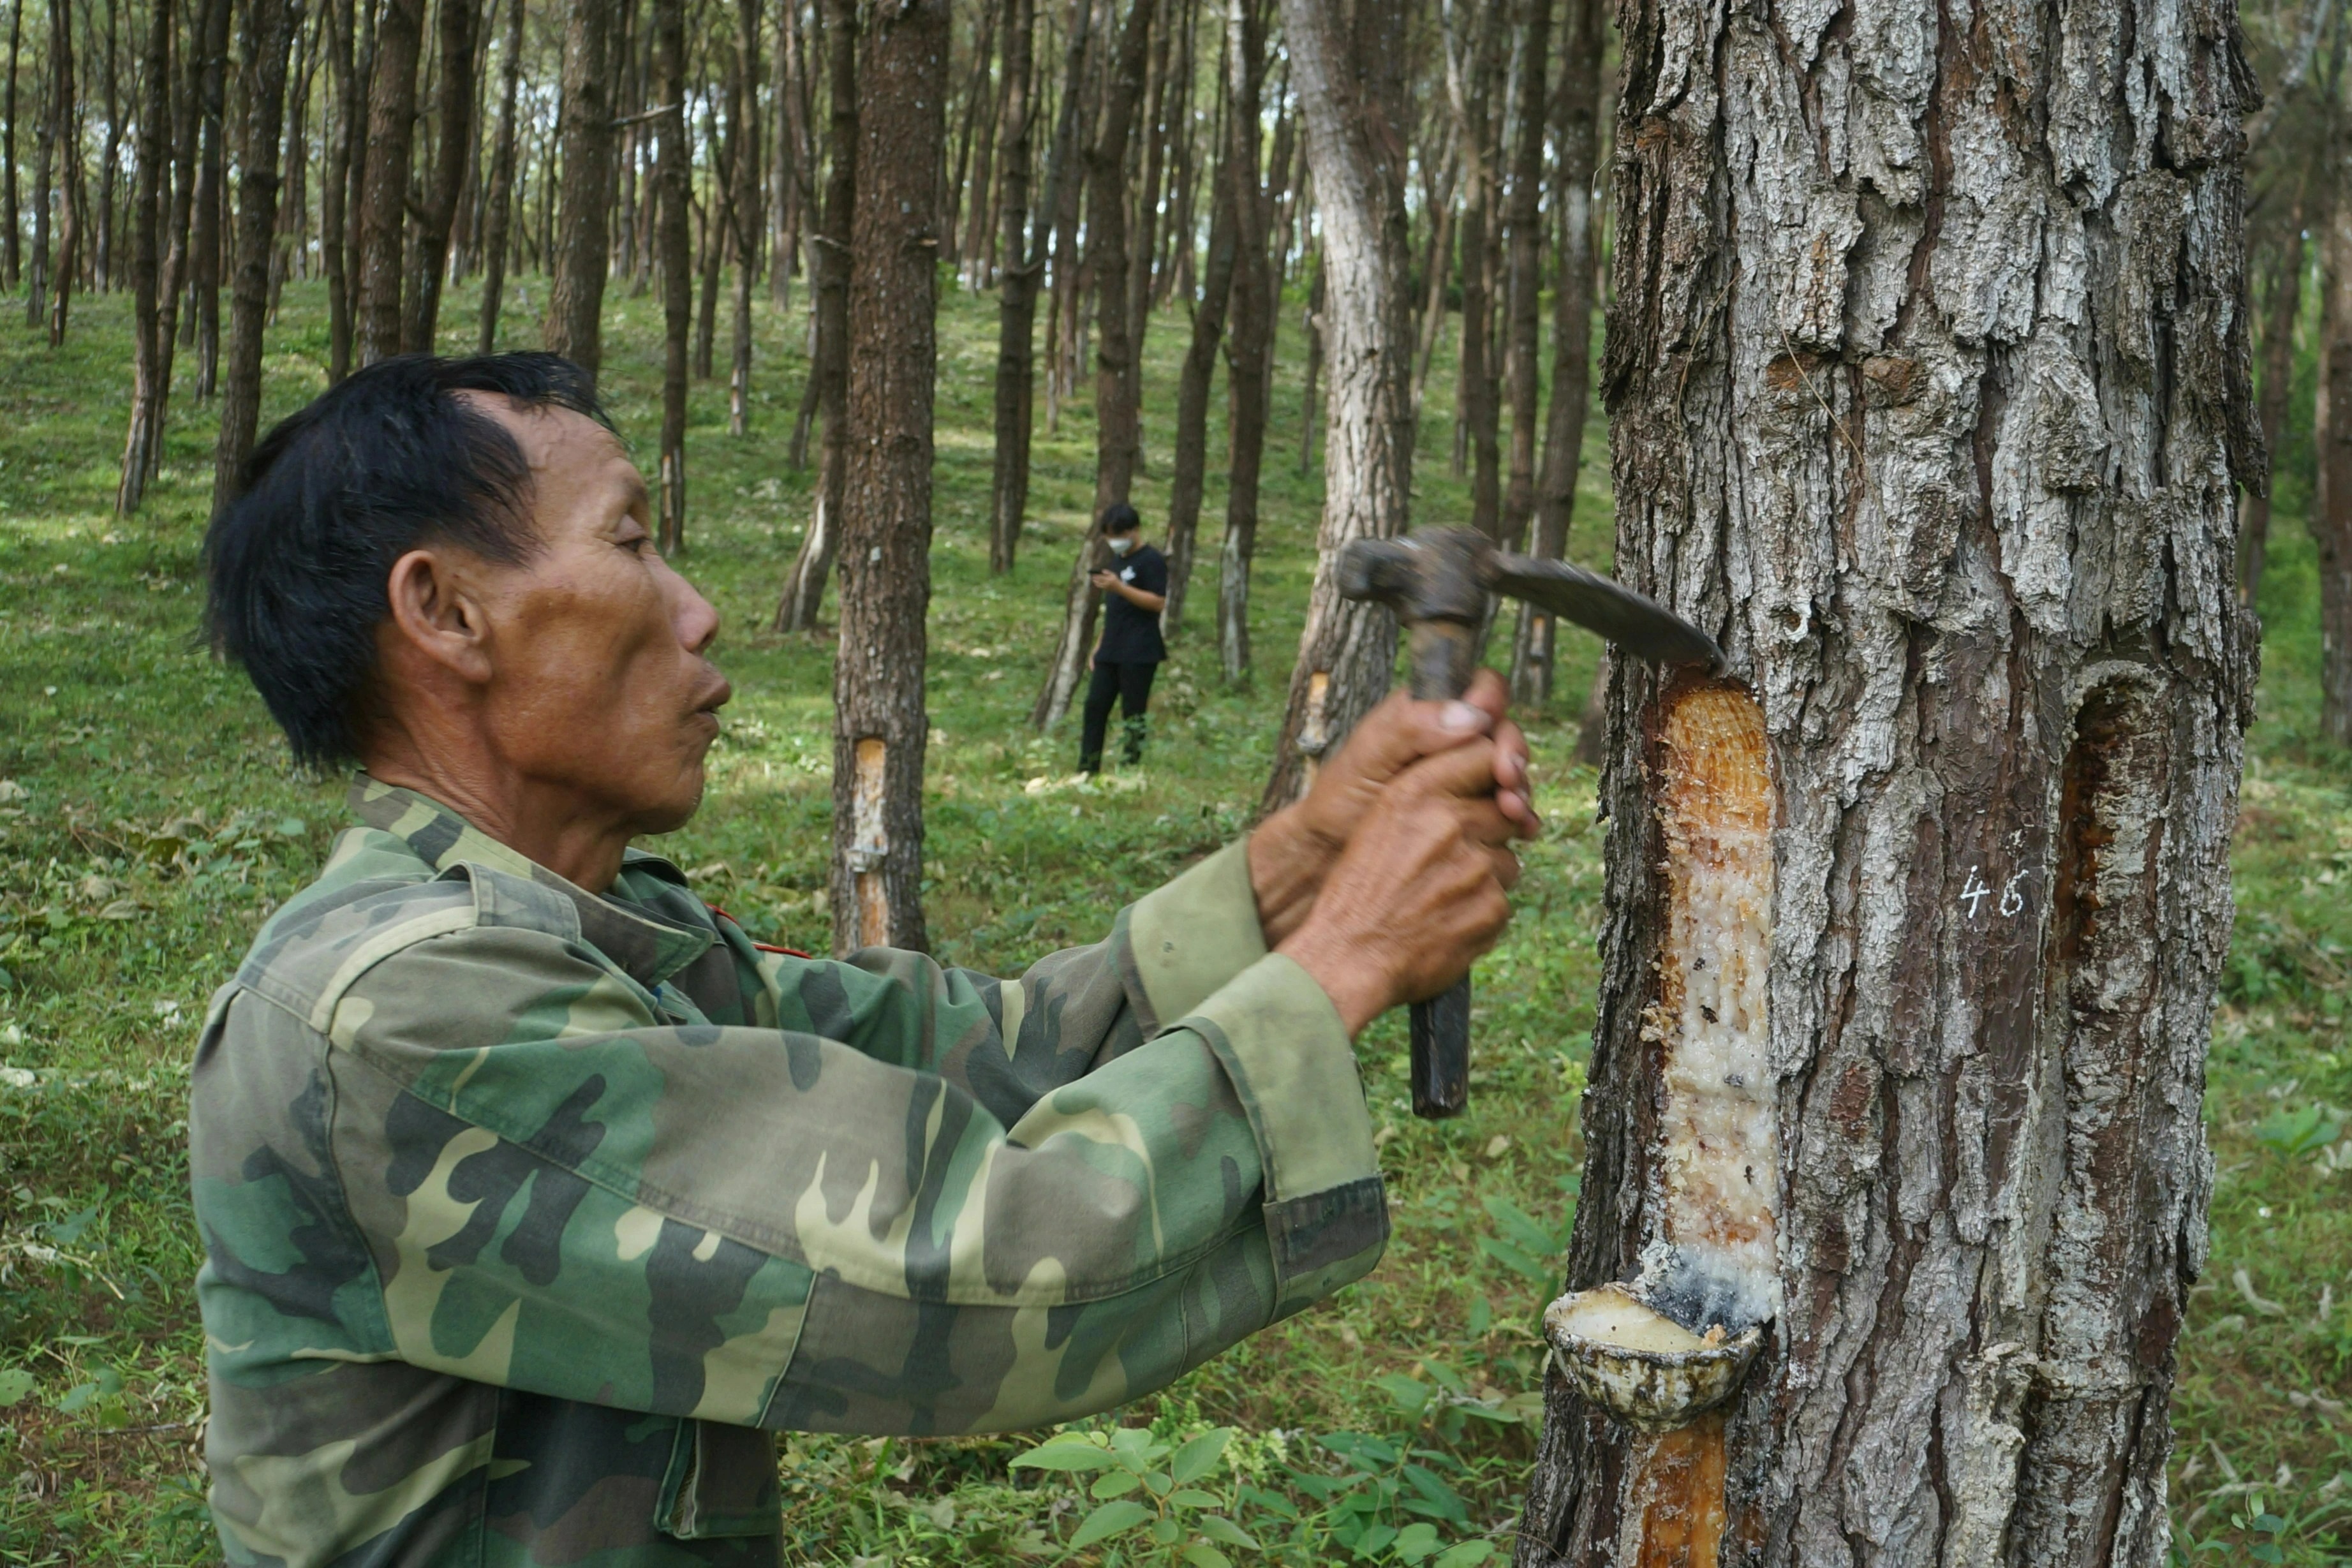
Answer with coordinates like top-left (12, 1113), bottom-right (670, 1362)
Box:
top-left (1405, 621), bottom-right (1478, 1120)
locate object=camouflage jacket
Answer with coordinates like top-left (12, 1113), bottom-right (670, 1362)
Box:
top-left (189, 778), bottom-right (1386, 1566)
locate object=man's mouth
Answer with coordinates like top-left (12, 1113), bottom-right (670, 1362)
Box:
top-left (692, 675), bottom-right (734, 719)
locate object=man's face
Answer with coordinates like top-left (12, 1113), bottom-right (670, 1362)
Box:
top-left (462, 398), bottom-right (730, 835)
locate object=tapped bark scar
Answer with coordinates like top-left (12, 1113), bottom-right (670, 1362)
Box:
top-left (1544, 683), bottom-right (1778, 1562)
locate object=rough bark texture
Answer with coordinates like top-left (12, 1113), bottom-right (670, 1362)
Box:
top-left (323, 0), bottom-right (356, 377)
top-left (1513, 0), bottom-right (2261, 1561)
top-left (1165, 163), bottom-right (1238, 632)
top-left (1261, 0), bottom-right (1413, 812)
top-left (1498, 0), bottom-right (1549, 552)
top-left (3, 1), bottom-right (19, 290)
top-left (405, 0), bottom-right (478, 352)
top-left (475, 0), bottom-right (524, 352)
top-left (831, 0), bottom-right (945, 957)
top-left (1213, 0), bottom-right (1270, 686)
top-left (984, 0), bottom-right (1037, 574)
top-left (654, 0), bottom-right (690, 556)
top-left (117, 0), bottom-right (172, 514)
top-left (544, 0), bottom-right (617, 377)
top-left (212, 0), bottom-right (299, 513)
top-left (776, 0), bottom-right (857, 631)
top-left (2319, 168), bottom-right (2352, 746)
top-left (1444, 1), bottom-right (1500, 530)
top-left (356, 0), bottom-right (422, 364)
top-left (1509, 0), bottom-right (1602, 707)
top-left (43, 0), bottom-right (75, 346)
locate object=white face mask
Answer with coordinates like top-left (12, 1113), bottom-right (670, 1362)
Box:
top-left (1107, 536), bottom-right (1137, 557)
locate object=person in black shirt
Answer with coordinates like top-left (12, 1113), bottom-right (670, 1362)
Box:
top-left (1079, 503), bottom-right (1168, 774)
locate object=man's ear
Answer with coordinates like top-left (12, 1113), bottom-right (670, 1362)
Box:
top-left (384, 547), bottom-right (496, 685)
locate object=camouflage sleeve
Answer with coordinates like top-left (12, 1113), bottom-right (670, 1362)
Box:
top-left (319, 843), bottom-right (1387, 1436)
top-left (717, 841), bottom-right (1284, 1128)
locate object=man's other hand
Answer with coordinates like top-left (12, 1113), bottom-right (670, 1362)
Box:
top-left (1248, 669), bottom-right (1537, 947)
top-left (1273, 743), bottom-right (1523, 1035)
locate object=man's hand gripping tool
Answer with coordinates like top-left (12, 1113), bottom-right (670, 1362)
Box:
top-left (1336, 528), bottom-right (1722, 1119)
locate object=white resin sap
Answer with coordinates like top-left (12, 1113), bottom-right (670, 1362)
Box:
top-left (1550, 1284), bottom-right (1714, 1355)
top-left (1649, 687), bottom-right (1779, 1331)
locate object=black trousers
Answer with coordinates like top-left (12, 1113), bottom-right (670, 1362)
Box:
top-left (1079, 661), bottom-right (1160, 772)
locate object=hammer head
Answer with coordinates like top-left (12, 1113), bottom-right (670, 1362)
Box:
top-left (1335, 530), bottom-right (1493, 628)
top-left (1338, 528), bottom-right (1724, 670)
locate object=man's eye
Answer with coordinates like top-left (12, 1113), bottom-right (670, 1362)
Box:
top-left (621, 536), bottom-right (651, 553)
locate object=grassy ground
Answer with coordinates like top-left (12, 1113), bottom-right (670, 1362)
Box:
top-left (0, 274), bottom-right (2346, 1565)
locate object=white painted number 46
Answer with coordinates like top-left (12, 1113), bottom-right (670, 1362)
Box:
top-left (1960, 865), bottom-right (2030, 920)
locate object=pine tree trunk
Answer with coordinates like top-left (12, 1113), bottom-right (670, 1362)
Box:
top-left (148, 0), bottom-right (208, 455)
top-left (1163, 136), bottom-right (1236, 632)
top-left (186, 0), bottom-right (225, 381)
top-left (1497, 0), bottom-right (1548, 552)
top-left (775, 0), bottom-right (857, 631)
top-left (3, 1), bottom-right (20, 291)
top-left (1512, 0), bottom-right (2260, 1558)
top-left (116, 0), bottom-right (171, 515)
top-left (1030, 0), bottom-right (1153, 731)
top-left (24, 46), bottom-right (48, 327)
top-left (211, 0), bottom-right (297, 510)
top-left (693, 87), bottom-right (728, 381)
top-left (475, 0), bottom-right (522, 351)
top-left (544, 0), bottom-right (616, 376)
top-left (43, 0), bottom-right (77, 346)
top-left (2319, 161), bottom-right (2352, 748)
top-left (320, 0), bottom-right (354, 376)
top-left (1214, 0), bottom-right (1269, 688)
top-left (1508, 0), bottom-right (1601, 707)
top-left (984, 0), bottom-right (1039, 574)
top-left (357, 0), bottom-right (421, 364)
top-left (1445, 3), bottom-right (1500, 528)
top-left (654, 0), bottom-right (689, 556)
top-left (2237, 224), bottom-right (2301, 608)
top-left (95, 0), bottom-right (117, 293)
top-left (1261, 0), bottom-right (1412, 811)
top-left (727, 0), bottom-right (763, 438)
top-left (403, 0), bottom-right (476, 352)
top-left (831, 0), bottom-right (945, 956)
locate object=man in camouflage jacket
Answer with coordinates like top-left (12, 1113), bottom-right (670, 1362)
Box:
top-left (192, 355), bottom-right (1532, 1565)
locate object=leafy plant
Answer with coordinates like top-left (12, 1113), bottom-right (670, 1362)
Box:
top-left (1009, 1425), bottom-right (1262, 1566)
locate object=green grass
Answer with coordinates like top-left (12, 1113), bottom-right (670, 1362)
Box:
top-left (0, 272), bottom-right (2347, 1564)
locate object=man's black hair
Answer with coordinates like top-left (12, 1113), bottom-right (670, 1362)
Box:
top-left (203, 351), bottom-right (610, 769)
top-left (1099, 501), bottom-right (1141, 535)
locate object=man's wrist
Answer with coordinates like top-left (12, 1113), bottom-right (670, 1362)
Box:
top-left (1247, 808), bottom-right (1334, 948)
top-left (1275, 924), bottom-right (1388, 1037)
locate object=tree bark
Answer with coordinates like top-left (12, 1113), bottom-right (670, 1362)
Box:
top-left (1442, 0), bottom-right (1500, 528)
top-left (776, 0), bottom-right (857, 630)
top-left (212, 0), bottom-right (298, 511)
top-left (404, 0), bottom-right (477, 351)
top-left (727, 0), bottom-right (764, 438)
top-left (1508, 0), bottom-right (1601, 707)
top-left (320, 0), bottom-right (354, 376)
top-left (1298, 248), bottom-right (1323, 474)
top-left (984, 0), bottom-right (1040, 573)
top-left (44, 0), bottom-right (77, 346)
top-left (1513, 0), bottom-right (2260, 1560)
top-left (24, 34), bottom-right (48, 327)
top-left (148, 0), bottom-right (209, 457)
top-left (116, 0), bottom-right (171, 514)
top-left (2320, 155), bottom-right (2352, 747)
top-left (474, 0), bottom-right (522, 351)
top-left (188, 0), bottom-right (230, 385)
top-left (1163, 115), bottom-right (1236, 633)
top-left (693, 89), bottom-right (730, 381)
top-left (4, 0), bottom-right (20, 291)
top-left (832, 0), bottom-right (945, 956)
top-left (1261, 0), bottom-right (1413, 811)
top-left (1030, 0), bottom-right (1153, 731)
top-left (1497, 0), bottom-right (1549, 552)
top-left (1213, 0), bottom-right (1271, 687)
top-left (654, 0), bottom-right (690, 555)
top-left (544, 0), bottom-right (616, 376)
top-left (357, 0), bottom-right (422, 364)
top-left (95, 0), bottom-right (119, 293)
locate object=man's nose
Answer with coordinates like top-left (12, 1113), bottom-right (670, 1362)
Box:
top-left (666, 565), bottom-right (721, 654)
